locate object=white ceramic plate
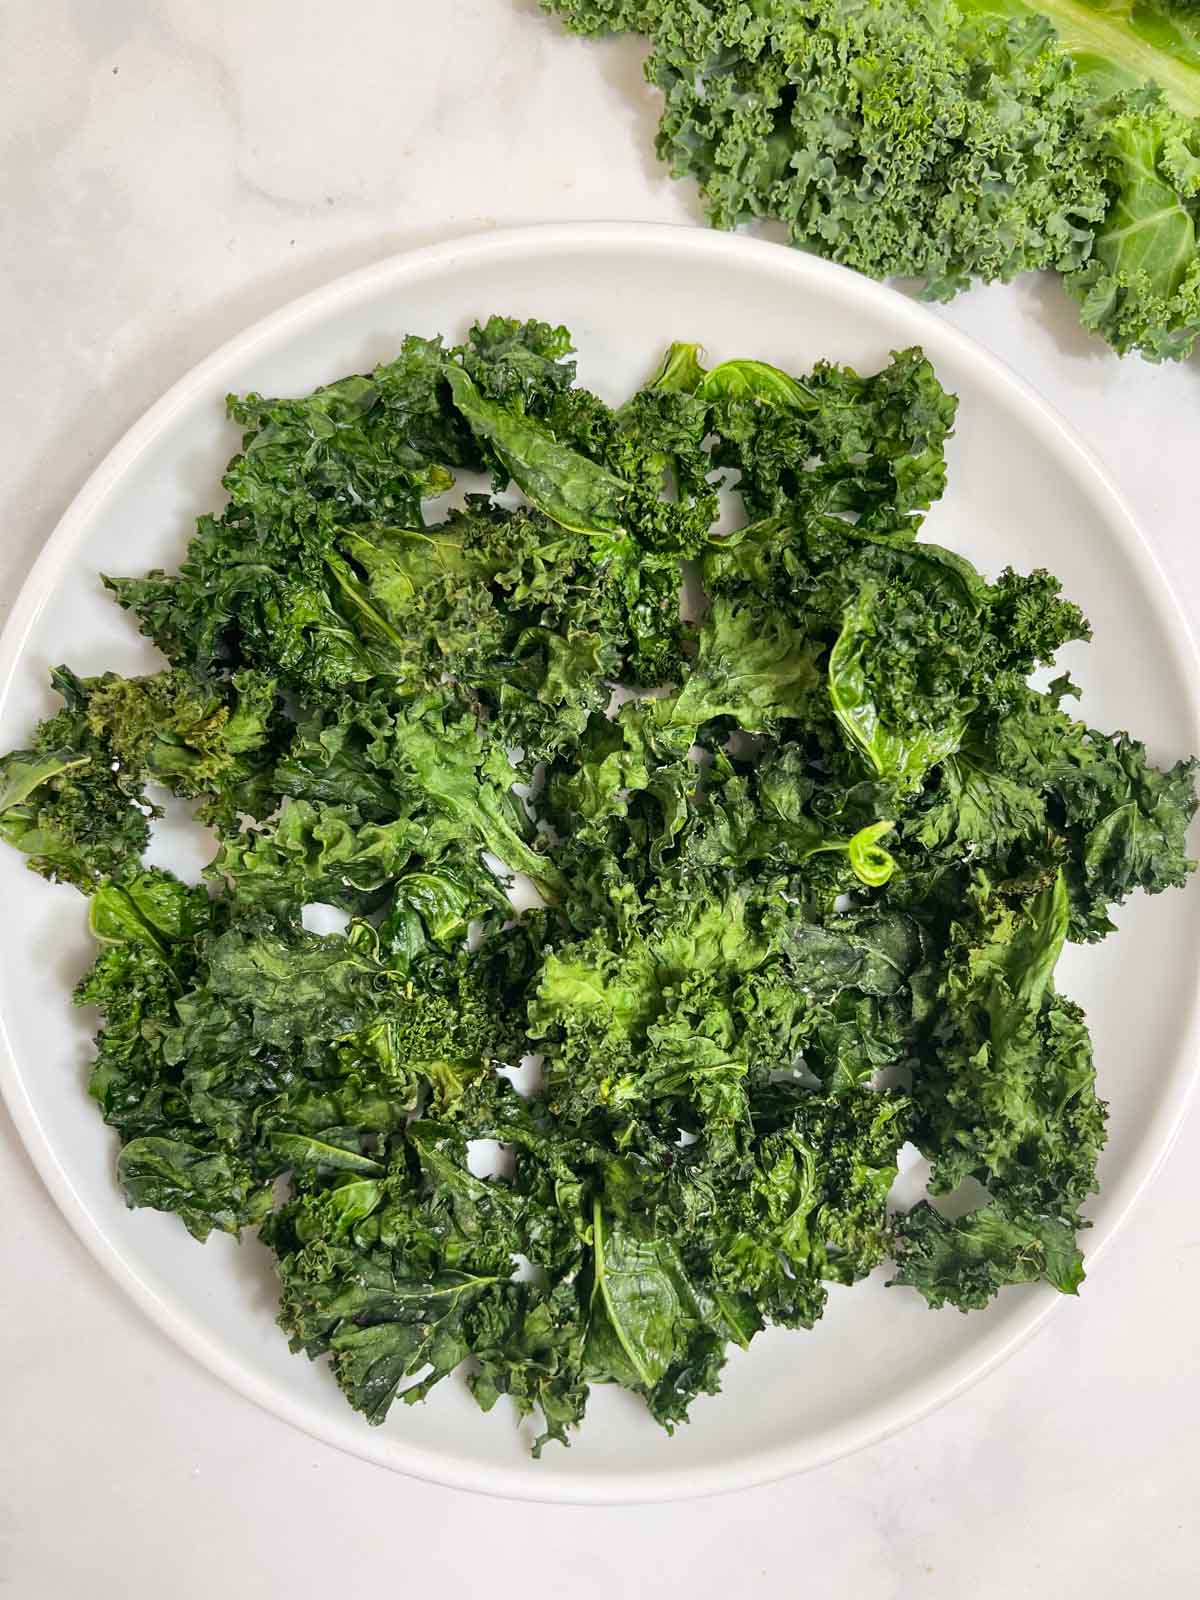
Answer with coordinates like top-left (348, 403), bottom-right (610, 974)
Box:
top-left (2, 223), bottom-right (1198, 1505)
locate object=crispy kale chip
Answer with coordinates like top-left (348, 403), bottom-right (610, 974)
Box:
top-left (0, 664), bottom-right (280, 886)
top-left (5, 320), bottom-right (1194, 1450)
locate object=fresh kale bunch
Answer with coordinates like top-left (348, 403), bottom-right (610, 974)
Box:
top-left (2, 317), bottom-right (1194, 1452)
top-left (541, 0), bottom-right (1200, 361)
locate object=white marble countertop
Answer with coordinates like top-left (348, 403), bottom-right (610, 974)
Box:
top-left (2, 4), bottom-right (1198, 1595)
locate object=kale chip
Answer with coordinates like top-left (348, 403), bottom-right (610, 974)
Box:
top-left (6, 317), bottom-right (1193, 1451)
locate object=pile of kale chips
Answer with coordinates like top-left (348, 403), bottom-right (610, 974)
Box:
top-left (543, 0), bottom-right (1200, 361)
top-left (2, 318), bottom-right (1195, 1451)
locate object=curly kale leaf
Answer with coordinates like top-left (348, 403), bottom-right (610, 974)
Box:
top-left (77, 870), bottom-right (279, 1239)
top-left (585, 1202), bottom-right (741, 1425)
top-left (922, 684), bottom-right (1200, 939)
top-left (689, 1090), bottom-right (912, 1318)
top-left (546, 2), bottom-right (1105, 294)
top-left (265, 684), bottom-right (563, 896)
top-left (544, 0), bottom-right (1200, 360)
top-left (80, 871), bottom-right (211, 1132)
top-left (528, 885), bottom-right (918, 1158)
top-left (266, 1118), bottom-right (589, 1447)
top-left (964, 1), bottom-right (1200, 358)
top-left (74, 664), bottom-right (281, 828)
top-left (889, 1196), bottom-right (1085, 1309)
top-left (453, 315), bottom-right (579, 414)
top-left (223, 333), bottom-right (470, 526)
top-left (673, 596), bottom-right (822, 734)
top-left (825, 561), bottom-right (1088, 789)
top-left (1066, 91), bottom-right (1200, 359)
top-left (908, 873), bottom-right (1109, 1225)
top-left (104, 508), bottom-right (414, 698)
top-left (445, 365), bottom-right (630, 539)
top-left (705, 348), bottom-right (959, 529)
top-left (0, 742), bottom-right (148, 891)
top-left (208, 801), bottom-right (419, 914)
top-left (0, 663), bottom-right (276, 888)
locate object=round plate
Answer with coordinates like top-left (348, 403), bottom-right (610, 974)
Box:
top-left (2, 223), bottom-right (1197, 1505)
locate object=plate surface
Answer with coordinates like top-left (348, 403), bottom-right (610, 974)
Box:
top-left (1, 223), bottom-right (1197, 1505)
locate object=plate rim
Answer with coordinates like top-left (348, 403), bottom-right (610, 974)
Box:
top-left (2, 220), bottom-right (1198, 1505)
